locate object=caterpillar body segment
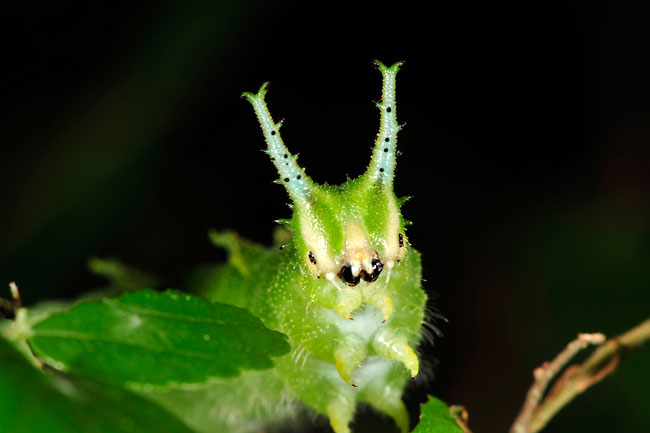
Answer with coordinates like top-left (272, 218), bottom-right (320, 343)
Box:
top-left (238, 61), bottom-right (425, 433)
top-left (150, 61), bottom-right (429, 433)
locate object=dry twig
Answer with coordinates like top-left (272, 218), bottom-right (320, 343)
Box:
top-left (450, 405), bottom-right (472, 433)
top-left (510, 317), bottom-right (650, 433)
top-left (0, 282), bottom-right (22, 319)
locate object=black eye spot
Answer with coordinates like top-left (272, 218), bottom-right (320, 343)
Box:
top-left (386, 107), bottom-right (392, 113)
top-left (284, 154), bottom-right (288, 158)
top-left (338, 264), bottom-right (360, 287)
top-left (379, 168), bottom-right (384, 172)
top-left (384, 148), bottom-right (388, 152)
top-left (308, 251), bottom-right (317, 265)
top-left (296, 175), bottom-right (301, 180)
top-left (362, 258), bottom-right (384, 283)
top-left (399, 233), bottom-right (404, 247)
top-left (271, 130), bottom-right (276, 135)
top-left (284, 177), bottom-right (290, 182)
top-left (385, 137), bottom-right (390, 142)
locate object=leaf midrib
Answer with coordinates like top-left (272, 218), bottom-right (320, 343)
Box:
top-left (31, 330), bottom-right (261, 361)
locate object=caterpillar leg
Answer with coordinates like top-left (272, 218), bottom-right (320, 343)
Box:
top-left (336, 288), bottom-right (362, 320)
top-left (327, 397), bottom-right (355, 433)
top-left (357, 361), bottom-right (411, 433)
top-left (334, 334), bottom-right (367, 386)
top-left (371, 328), bottom-right (419, 378)
top-left (363, 288), bottom-right (394, 323)
top-left (278, 360), bottom-right (357, 433)
top-left (369, 396), bottom-right (409, 433)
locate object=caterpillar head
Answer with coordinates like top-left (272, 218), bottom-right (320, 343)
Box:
top-left (242, 61), bottom-right (407, 289)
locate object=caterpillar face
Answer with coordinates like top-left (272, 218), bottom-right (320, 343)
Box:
top-left (232, 61), bottom-right (427, 433)
top-left (243, 60), bottom-right (408, 314)
top-left (312, 218), bottom-right (384, 287)
top-left (338, 253), bottom-right (383, 286)
top-left (302, 213), bottom-right (405, 288)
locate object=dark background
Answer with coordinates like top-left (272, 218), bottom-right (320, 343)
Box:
top-left (1, 1), bottom-right (649, 432)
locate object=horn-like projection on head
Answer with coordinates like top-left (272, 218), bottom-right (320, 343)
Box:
top-left (359, 61), bottom-right (406, 282)
top-left (241, 83), bottom-right (314, 206)
top-left (242, 61), bottom-right (407, 296)
top-left (364, 60), bottom-right (404, 189)
top-left (238, 63), bottom-right (425, 431)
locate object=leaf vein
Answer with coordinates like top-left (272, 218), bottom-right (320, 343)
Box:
top-left (32, 330), bottom-right (246, 361)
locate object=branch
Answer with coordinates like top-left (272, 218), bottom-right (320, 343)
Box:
top-left (0, 282), bottom-right (22, 320)
top-left (450, 405), bottom-right (473, 433)
top-left (510, 317), bottom-right (650, 433)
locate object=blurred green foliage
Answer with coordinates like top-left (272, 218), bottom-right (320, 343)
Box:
top-left (0, 337), bottom-right (195, 433)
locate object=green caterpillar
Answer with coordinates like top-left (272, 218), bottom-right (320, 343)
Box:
top-left (147, 61), bottom-right (428, 433)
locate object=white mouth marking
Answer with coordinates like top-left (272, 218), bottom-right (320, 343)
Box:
top-left (328, 304), bottom-right (383, 342)
top-left (326, 272), bottom-right (343, 292)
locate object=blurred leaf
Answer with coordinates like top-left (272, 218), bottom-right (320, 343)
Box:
top-left (180, 230), bottom-right (274, 300)
top-left (28, 289), bottom-right (289, 387)
top-left (197, 230), bottom-right (280, 308)
top-left (140, 369), bottom-right (296, 433)
top-left (412, 396), bottom-right (464, 433)
top-left (88, 257), bottom-right (162, 292)
top-left (0, 336), bottom-right (194, 433)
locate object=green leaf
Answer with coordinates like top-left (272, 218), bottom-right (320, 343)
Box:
top-left (412, 396), bottom-right (464, 433)
top-left (0, 337), bottom-right (195, 433)
top-left (28, 289), bottom-right (290, 387)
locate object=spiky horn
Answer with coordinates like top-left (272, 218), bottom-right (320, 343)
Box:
top-left (365, 60), bottom-right (404, 189)
top-left (242, 83), bottom-right (313, 204)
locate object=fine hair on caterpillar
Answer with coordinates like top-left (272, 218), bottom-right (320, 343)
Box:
top-left (147, 61), bottom-right (434, 433)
